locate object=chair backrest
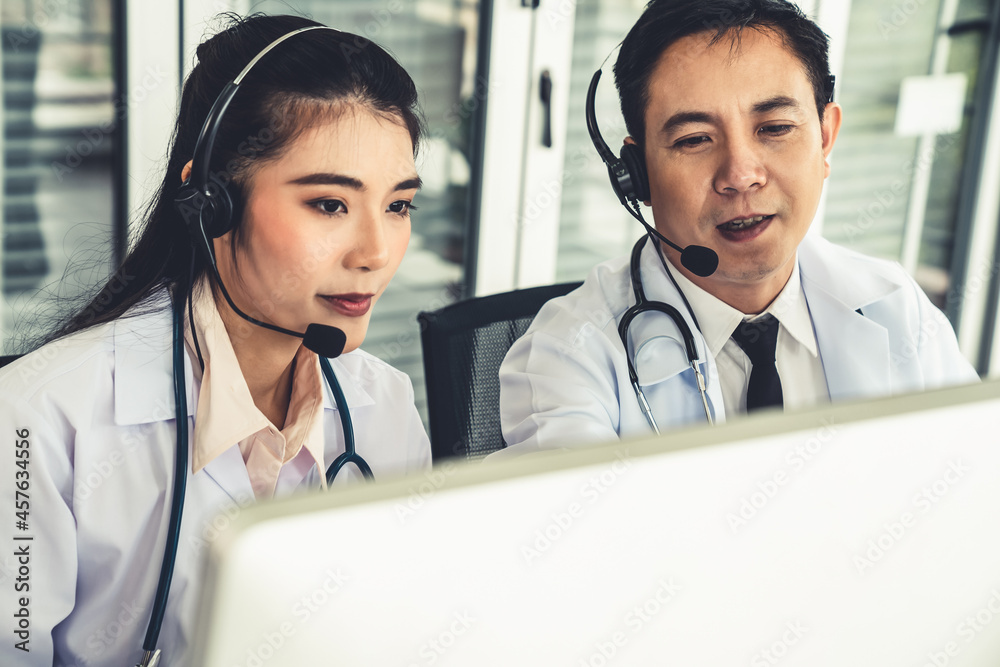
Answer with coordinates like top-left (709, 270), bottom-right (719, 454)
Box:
top-left (417, 282), bottom-right (582, 461)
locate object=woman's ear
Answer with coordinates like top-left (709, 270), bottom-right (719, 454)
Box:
top-left (180, 160), bottom-right (193, 184)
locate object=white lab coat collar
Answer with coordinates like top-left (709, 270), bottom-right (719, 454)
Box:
top-left (320, 355), bottom-right (377, 414)
top-left (113, 294), bottom-right (196, 426)
top-left (798, 234), bottom-right (902, 312)
top-left (798, 235), bottom-right (904, 401)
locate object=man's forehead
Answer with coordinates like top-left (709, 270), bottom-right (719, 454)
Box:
top-left (645, 28), bottom-right (814, 115)
top-left (652, 27), bottom-right (809, 88)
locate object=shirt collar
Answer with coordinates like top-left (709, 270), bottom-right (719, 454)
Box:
top-left (763, 260), bottom-right (819, 357)
top-left (183, 278), bottom-right (327, 477)
top-left (663, 255), bottom-right (818, 358)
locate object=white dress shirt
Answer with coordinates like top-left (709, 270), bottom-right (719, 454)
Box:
top-left (664, 257), bottom-right (830, 414)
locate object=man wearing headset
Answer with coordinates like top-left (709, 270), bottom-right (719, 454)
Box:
top-left (496, 0), bottom-right (979, 454)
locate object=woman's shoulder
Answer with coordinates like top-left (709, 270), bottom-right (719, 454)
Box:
top-left (0, 322), bottom-right (116, 396)
top-left (0, 298), bottom-right (172, 401)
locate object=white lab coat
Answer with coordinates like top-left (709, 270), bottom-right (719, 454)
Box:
top-left (497, 234), bottom-right (979, 454)
top-left (0, 293), bottom-right (431, 666)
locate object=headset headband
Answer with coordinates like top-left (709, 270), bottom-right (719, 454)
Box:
top-left (187, 25), bottom-right (342, 195)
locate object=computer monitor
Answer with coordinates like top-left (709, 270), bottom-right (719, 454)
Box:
top-left (193, 379), bottom-right (1000, 666)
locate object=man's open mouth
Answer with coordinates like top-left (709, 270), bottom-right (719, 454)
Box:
top-left (718, 214), bottom-right (774, 231)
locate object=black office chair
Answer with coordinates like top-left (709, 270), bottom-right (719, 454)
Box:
top-left (417, 281), bottom-right (582, 462)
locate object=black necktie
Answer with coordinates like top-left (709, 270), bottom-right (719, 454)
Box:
top-left (731, 314), bottom-right (783, 412)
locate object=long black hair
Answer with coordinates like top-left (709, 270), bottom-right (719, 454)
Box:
top-left (46, 13), bottom-right (423, 343)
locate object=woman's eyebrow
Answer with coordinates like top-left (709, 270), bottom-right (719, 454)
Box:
top-left (288, 173), bottom-right (365, 189)
top-left (396, 176), bottom-right (422, 191)
top-left (286, 173), bottom-right (423, 191)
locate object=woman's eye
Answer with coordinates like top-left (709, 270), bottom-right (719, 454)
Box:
top-left (388, 200), bottom-right (417, 216)
top-left (314, 199), bottom-right (346, 215)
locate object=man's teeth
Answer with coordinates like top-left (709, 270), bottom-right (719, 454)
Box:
top-left (725, 215), bottom-right (766, 229)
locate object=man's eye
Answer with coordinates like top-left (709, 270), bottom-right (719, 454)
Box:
top-left (760, 125), bottom-right (793, 137)
top-left (675, 135), bottom-right (710, 148)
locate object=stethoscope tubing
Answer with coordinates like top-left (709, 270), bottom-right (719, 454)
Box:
top-left (321, 355), bottom-right (373, 483)
top-left (620, 235), bottom-right (714, 429)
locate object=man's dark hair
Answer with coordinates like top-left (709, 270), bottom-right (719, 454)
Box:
top-left (613, 0), bottom-right (831, 149)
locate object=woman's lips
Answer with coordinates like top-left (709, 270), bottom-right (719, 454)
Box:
top-left (320, 294), bottom-right (373, 317)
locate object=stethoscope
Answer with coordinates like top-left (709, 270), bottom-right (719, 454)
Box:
top-left (619, 234), bottom-right (715, 433)
top-left (136, 291), bottom-right (372, 667)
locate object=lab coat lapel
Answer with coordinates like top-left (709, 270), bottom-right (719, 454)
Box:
top-left (113, 301), bottom-right (197, 426)
top-left (799, 236), bottom-right (901, 401)
top-left (199, 446), bottom-right (254, 504)
top-left (113, 299), bottom-right (254, 503)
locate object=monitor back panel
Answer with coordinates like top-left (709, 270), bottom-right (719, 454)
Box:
top-left (195, 382), bottom-right (1000, 666)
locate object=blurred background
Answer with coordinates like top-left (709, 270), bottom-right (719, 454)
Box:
top-left (1, 0), bottom-right (998, 426)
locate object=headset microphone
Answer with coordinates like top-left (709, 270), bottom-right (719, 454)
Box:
top-left (585, 69), bottom-right (719, 278)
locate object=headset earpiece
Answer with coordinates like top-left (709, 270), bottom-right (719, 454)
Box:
top-left (586, 70), bottom-right (652, 208)
top-left (199, 177), bottom-right (236, 239)
top-left (619, 142), bottom-right (650, 203)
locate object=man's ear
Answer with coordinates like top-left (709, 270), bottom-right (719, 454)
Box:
top-left (623, 136), bottom-right (651, 207)
top-left (820, 103), bottom-right (843, 178)
top-left (180, 159), bottom-right (193, 184)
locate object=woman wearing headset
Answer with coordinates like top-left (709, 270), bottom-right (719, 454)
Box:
top-left (0, 14), bottom-right (430, 666)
